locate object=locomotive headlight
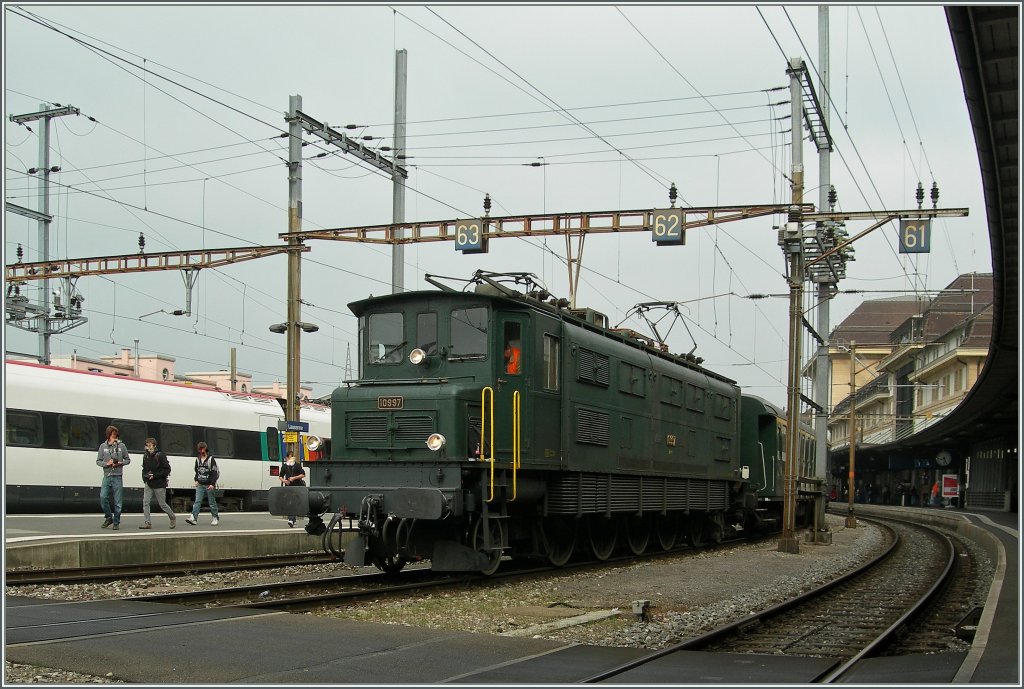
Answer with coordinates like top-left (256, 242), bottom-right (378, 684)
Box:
top-left (426, 433), bottom-right (446, 451)
top-left (409, 348), bottom-right (427, 365)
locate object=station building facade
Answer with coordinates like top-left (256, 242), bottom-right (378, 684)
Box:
top-left (822, 273), bottom-right (1014, 512)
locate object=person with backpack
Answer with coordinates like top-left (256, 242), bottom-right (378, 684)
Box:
top-left (139, 437), bottom-right (176, 529)
top-left (185, 441), bottom-right (220, 525)
top-left (279, 450), bottom-right (306, 527)
top-left (96, 425), bottom-right (131, 530)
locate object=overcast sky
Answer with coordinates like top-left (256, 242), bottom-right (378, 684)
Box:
top-left (3, 4), bottom-right (990, 407)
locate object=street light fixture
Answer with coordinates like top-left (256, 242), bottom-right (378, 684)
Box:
top-left (268, 321), bottom-right (319, 335)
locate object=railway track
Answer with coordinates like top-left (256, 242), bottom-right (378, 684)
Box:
top-left (582, 517), bottom-right (960, 683)
top-left (4, 552), bottom-right (336, 585)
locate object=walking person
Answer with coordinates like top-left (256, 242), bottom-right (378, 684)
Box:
top-left (97, 425), bottom-right (131, 530)
top-left (140, 438), bottom-right (176, 529)
top-left (185, 442), bottom-right (220, 525)
top-left (279, 450), bottom-right (306, 527)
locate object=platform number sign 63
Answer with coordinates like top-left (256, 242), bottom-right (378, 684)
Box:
top-left (651, 208), bottom-right (685, 245)
top-left (455, 218), bottom-right (488, 254)
top-left (899, 219), bottom-right (931, 254)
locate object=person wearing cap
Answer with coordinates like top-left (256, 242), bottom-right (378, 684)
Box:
top-left (96, 425), bottom-right (131, 530)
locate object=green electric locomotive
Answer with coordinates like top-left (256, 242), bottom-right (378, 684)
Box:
top-left (271, 271), bottom-right (814, 574)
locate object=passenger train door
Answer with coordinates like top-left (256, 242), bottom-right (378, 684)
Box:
top-left (260, 415), bottom-right (283, 490)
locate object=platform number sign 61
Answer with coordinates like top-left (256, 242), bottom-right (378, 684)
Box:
top-left (651, 208), bottom-right (685, 245)
top-left (455, 218), bottom-right (487, 254)
top-left (899, 219), bottom-right (931, 254)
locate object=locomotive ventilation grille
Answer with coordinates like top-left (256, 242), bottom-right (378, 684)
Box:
top-left (546, 473), bottom-right (729, 515)
top-left (348, 413), bottom-right (436, 447)
top-left (576, 408), bottom-right (610, 446)
top-left (394, 415), bottom-right (434, 443)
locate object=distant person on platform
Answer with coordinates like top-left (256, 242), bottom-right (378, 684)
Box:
top-left (279, 450), bottom-right (307, 527)
top-left (97, 425), bottom-right (131, 530)
top-left (185, 442), bottom-right (220, 526)
top-left (931, 480), bottom-right (942, 507)
top-left (140, 437), bottom-right (176, 530)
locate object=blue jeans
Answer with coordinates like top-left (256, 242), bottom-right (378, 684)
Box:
top-left (100, 475), bottom-right (124, 524)
top-left (192, 485), bottom-right (219, 519)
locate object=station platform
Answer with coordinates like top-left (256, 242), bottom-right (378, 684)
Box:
top-left (4, 512), bottom-right (329, 570)
top-left (4, 506), bottom-right (1019, 684)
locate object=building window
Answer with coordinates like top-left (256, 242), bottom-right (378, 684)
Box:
top-left (241, 384), bottom-right (248, 392)
top-left (162, 368), bottom-right (170, 381)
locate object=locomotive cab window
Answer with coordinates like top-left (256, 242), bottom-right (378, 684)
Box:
top-left (450, 306), bottom-right (488, 359)
top-left (416, 312), bottom-right (438, 355)
top-left (503, 321), bottom-right (522, 375)
top-left (368, 311), bottom-right (405, 364)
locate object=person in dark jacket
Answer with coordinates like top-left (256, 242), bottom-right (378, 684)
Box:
top-left (279, 450), bottom-right (306, 527)
top-left (96, 425), bottom-right (131, 530)
top-left (186, 442), bottom-right (220, 525)
top-left (140, 438), bottom-right (176, 529)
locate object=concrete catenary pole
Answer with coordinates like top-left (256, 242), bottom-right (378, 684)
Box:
top-left (391, 49), bottom-right (408, 294)
top-left (286, 94), bottom-right (304, 450)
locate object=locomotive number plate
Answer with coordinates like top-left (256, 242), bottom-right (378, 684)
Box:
top-left (378, 396), bottom-right (404, 410)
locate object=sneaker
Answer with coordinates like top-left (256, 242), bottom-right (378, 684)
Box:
top-left (139, 523), bottom-right (152, 530)
top-left (112, 524), bottom-right (120, 530)
top-left (101, 518), bottom-right (113, 528)
top-left (211, 518), bottom-right (219, 526)
top-left (287, 520), bottom-right (295, 528)
top-left (185, 516), bottom-right (197, 525)
top-left (169, 518), bottom-right (177, 529)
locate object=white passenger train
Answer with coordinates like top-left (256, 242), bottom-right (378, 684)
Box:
top-left (4, 360), bottom-right (331, 513)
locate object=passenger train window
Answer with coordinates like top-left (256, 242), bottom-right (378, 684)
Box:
top-left (112, 419), bottom-right (147, 452)
top-left (417, 312), bottom-right (438, 355)
top-left (450, 307), bottom-right (488, 358)
top-left (161, 424), bottom-right (192, 455)
top-left (368, 312), bottom-right (405, 364)
top-left (6, 410), bottom-right (43, 446)
top-left (205, 428), bottom-right (234, 458)
top-left (58, 414), bottom-right (97, 450)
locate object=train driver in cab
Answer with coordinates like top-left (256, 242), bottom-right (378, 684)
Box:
top-left (503, 322), bottom-right (523, 375)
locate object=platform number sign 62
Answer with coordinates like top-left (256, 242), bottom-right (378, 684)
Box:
top-left (651, 208), bottom-right (685, 245)
top-left (899, 219), bottom-right (931, 254)
top-left (455, 219), bottom-right (487, 254)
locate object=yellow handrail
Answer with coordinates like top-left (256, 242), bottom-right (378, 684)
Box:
top-left (511, 390), bottom-right (521, 501)
top-left (481, 386), bottom-right (495, 503)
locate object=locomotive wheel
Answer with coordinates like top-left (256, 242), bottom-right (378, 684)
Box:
top-left (624, 515), bottom-right (650, 555)
top-left (471, 518), bottom-right (504, 576)
top-left (541, 518), bottom-right (576, 567)
top-left (587, 515), bottom-right (617, 561)
top-left (686, 516), bottom-right (705, 548)
top-left (372, 554), bottom-right (407, 575)
top-left (655, 515), bottom-right (677, 551)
